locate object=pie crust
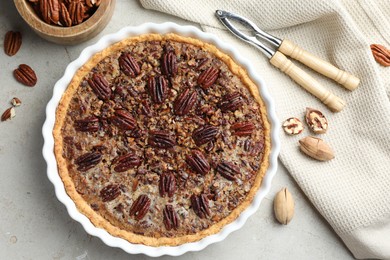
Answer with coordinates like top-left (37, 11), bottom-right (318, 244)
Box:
top-left (53, 33), bottom-right (270, 246)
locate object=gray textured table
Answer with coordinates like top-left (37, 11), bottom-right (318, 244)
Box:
top-left (0, 1), bottom-right (354, 259)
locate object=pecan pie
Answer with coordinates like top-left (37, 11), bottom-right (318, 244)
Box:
top-left (53, 33), bottom-right (271, 246)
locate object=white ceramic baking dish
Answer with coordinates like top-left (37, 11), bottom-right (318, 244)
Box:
top-left (42, 22), bottom-right (280, 257)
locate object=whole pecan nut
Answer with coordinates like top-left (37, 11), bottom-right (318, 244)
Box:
top-left (371, 44), bottom-right (390, 67)
top-left (192, 124), bottom-right (219, 146)
top-left (230, 122), bottom-right (255, 136)
top-left (173, 88), bottom-right (197, 115)
top-left (147, 76), bottom-right (168, 104)
top-left (74, 116), bottom-right (99, 132)
top-left (216, 161), bottom-right (240, 181)
top-left (4, 31), bottom-right (22, 56)
top-left (148, 130), bottom-right (176, 149)
top-left (197, 67), bottom-right (219, 89)
top-left (119, 53), bottom-right (141, 77)
top-left (110, 109), bottom-right (137, 130)
top-left (88, 74), bottom-right (111, 100)
top-left (13, 64), bottom-right (37, 87)
top-left (74, 152), bottom-right (102, 172)
top-left (161, 51), bottom-right (178, 77)
top-left (159, 172), bottom-right (176, 197)
top-left (100, 184), bottom-right (121, 202)
top-left (186, 150), bottom-right (210, 175)
top-left (129, 194), bottom-right (151, 220)
top-left (163, 204), bottom-right (180, 230)
top-left (218, 92), bottom-right (244, 112)
top-left (112, 153), bottom-right (141, 172)
top-left (191, 194), bottom-right (210, 219)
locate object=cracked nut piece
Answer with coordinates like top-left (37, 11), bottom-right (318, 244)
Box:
top-left (11, 97), bottom-right (22, 107)
top-left (1, 107), bottom-right (16, 121)
top-left (274, 187), bottom-right (294, 225)
top-left (299, 136), bottom-right (334, 161)
top-left (282, 117), bottom-right (304, 135)
top-left (305, 108), bottom-right (328, 134)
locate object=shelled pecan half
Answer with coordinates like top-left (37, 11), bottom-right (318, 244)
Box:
top-left (4, 31), bottom-right (22, 56)
top-left (371, 44), bottom-right (390, 67)
top-left (159, 172), bottom-right (176, 198)
top-left (192, 125), bottom-right (219, 146)
top-left (173, 88), bottom-right (197, 116)
top-left (197, 67), bottom-right (219, 89)
top-left (163, 205), bottom-right (180, 230)
top-left (112, 153), bottom-right (141, 172)
top-left (100, 184), bottom-right (121, 202)
top-left (74, 152), bottom-right (102, 172)
top-left (161, 51), bottom-right (177, 77)
top-left (14, 64), bottom-right (37, 87)
top-left (148, 130), bottom-right (176, 149)
top-left (191, 194), bottom-right (210, 219)
top-left (216, 161), bottom-right (240, 181)
top-left (186, 150), bottom-right (210, 175)
top-left (88, 74), bottom-right (111, 101)
top-left (147, 76), bottom-right (168, 104)
top-left (119, 53), bottom-right (141, 77)
top-left (129, 194), bottom-right (151, 220)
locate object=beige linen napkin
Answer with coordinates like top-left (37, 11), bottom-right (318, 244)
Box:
top-left (140, 0), bottom-right (390, 259)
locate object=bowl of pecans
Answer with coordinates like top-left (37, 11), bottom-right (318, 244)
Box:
top-left (13, 0), bottom-right (116, 45)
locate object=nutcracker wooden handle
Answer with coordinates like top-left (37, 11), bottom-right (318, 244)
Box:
top-left (270, 51), bottom-right (346, 112)
top-left (279, 39), bottom-right (360, 91)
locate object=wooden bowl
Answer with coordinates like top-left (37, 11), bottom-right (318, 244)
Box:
top-left (13, 0), bottom-right (116, 45)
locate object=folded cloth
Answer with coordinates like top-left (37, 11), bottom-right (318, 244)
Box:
top-left (140, 0), bottom-right (390, 258)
